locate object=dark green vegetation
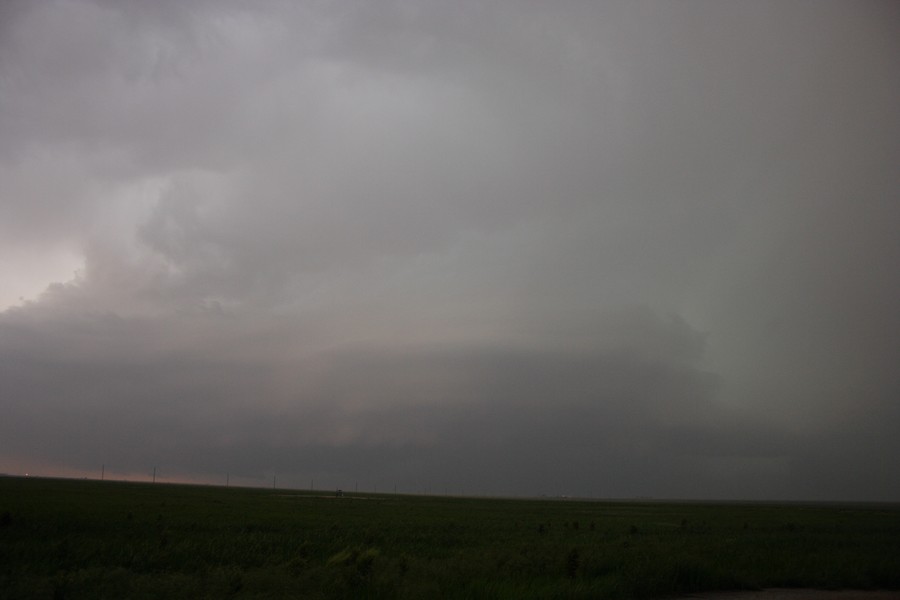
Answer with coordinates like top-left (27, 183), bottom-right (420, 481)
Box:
top-left (1, 477), bottom-right (899, 599)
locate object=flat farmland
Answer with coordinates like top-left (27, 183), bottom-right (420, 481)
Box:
top-left (1, 476), bottom-right (898, 599)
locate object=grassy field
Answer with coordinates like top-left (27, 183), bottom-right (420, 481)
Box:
top-left (1, 476), bottom-right (898, 599)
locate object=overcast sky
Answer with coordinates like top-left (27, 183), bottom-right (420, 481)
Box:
top-left (1, 0), bottom-right (898, 501)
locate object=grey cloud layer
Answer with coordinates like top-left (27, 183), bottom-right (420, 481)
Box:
top-left (1, 0), bottom-right (898, 499)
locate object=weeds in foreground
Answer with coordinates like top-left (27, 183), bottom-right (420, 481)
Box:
top-left (0, 477), bottom-right (898, 599)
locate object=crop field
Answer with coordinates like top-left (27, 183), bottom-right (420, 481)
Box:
top-left (1, 476), bottom-right (899, 599)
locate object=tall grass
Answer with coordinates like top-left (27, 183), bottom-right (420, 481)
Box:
top-left (1, 477), bottom-right (898, 599)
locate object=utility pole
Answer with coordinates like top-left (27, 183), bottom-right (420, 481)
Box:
top-left (101, 464), bottom-right (104, 481)
top-left (152, 467), bottom-right (156, 484)
top-left (226, 473), bottom-right (229, 487)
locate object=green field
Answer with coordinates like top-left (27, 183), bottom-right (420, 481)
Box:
top-left (1, 476), bottom-right (898, 599)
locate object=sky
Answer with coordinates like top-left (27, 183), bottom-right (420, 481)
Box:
top-left (1, 0), bottom-right (898, 501)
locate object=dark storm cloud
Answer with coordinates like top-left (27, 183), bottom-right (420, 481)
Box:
top-left (0, 305), bottom-right (740, 496)
top-left (1, 0), bottom-right (898, 500)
